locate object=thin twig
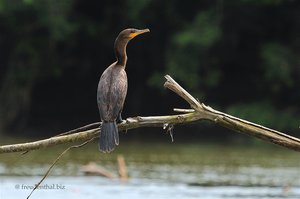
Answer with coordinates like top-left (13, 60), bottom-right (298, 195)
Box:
top-left (173, 108), bottom-right (195, 113)
top-left (54, 122), bottom-right (100, 137)
top-left (27, 138), bottom-right (96, 199)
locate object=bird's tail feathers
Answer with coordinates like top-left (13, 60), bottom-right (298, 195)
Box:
top-left (99, 121), bottom-right (119, 153)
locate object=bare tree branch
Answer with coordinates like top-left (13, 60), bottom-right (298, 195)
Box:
top-left (1, 75), bottom-right (300, 154)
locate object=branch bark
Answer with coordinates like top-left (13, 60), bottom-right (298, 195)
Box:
top-left (1, 75), bottom-right (300, 153)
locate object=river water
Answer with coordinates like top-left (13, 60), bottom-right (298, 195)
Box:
top-left (1, 141), bottom-right (300, 199)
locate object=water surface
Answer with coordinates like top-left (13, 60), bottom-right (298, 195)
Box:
top-left (1, 140), bottom-right (300, 199)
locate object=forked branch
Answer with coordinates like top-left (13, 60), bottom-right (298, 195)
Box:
top-left (1, 75), bottom-right (300, 153)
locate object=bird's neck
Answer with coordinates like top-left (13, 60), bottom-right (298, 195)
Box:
top-left (114, 38), bottom-right (128, 67)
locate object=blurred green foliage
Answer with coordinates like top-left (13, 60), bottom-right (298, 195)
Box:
top-left (261, 42), bottom-right (294, 91)
top-left (227, 101), bottom-right (299, 131)
top-left (157, 11), bottom-right (222, 97)
top-left (0, 0), bottom-right (299, 138)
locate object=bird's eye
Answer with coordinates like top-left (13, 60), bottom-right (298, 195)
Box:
top-left (130, 30), bottom-right (136, 33)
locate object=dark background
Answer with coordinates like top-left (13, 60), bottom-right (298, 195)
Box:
top-left (0, 0), bottom-right (299, 142)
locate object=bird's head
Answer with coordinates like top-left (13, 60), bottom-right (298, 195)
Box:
top-left (117, 28), bottom-right (150, 41)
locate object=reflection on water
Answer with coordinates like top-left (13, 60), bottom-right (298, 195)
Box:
top-left (1, 141), bottom-right (300, 198)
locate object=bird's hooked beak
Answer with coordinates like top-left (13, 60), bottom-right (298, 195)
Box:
top-left (129, 29), bottom-right (150, 38)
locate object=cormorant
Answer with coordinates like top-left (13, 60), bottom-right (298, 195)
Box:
top-left (97, 28), bottom-right (150, 153)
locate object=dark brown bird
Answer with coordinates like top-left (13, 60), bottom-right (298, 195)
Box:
top-left (97, 28), bottom-right (150, 153)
